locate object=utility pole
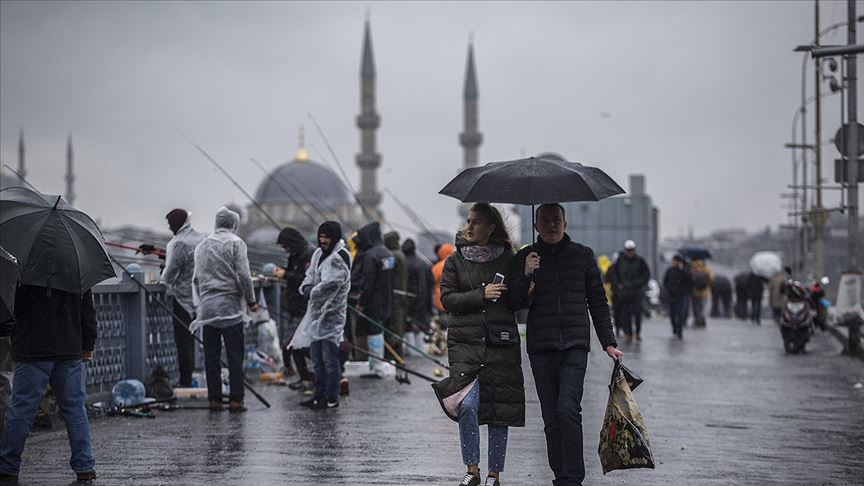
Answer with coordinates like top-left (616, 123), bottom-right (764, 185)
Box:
top-left (813, 0), bottom-right (825, 277)
top-left (844, 0), bottom-right (858, 273)
top-left (800, 55), bottom-right (810, 275)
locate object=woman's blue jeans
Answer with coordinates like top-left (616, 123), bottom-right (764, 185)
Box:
top-left (458, 381), bottom-right (509, 472)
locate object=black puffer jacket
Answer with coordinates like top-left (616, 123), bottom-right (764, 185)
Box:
top-left (402, 239), bottom-right (434, 331)
top-left (432, 239), bottom-right (525, 427)
top-left (663, 266), bottom-right (693, 297)
top-left (509, 233), bottom-right (616, 355)
top-left (612, 253), bottom-right (651, 300)
top-left (353, 222), bottom-right (394, 336)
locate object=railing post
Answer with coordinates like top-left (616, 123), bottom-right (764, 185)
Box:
top-left (123, 265), bottom-right (148, 381)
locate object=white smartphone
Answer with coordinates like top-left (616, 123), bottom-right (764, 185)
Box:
top-left (491, 273), bottom-right (505, 302)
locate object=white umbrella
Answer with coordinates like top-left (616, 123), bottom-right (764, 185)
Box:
top-left (749, 252), bottom-right (782, 278)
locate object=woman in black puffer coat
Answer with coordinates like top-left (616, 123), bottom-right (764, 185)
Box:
top-left (432, 203), bottom-right (524, 486)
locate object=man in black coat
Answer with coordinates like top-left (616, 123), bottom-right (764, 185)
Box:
top-left (663, 255), bottom-right (692, 338)
top-left (709, 275), bottom-right (733, 318)
top-left (0, 285), bottom-right (97, 482)
top-left (352, 222), bottom-right (394, 378)
top-left (746, 272), bottom-right (768, 325)
top-left (611, 240), bottom-right (651, 342)
top-left (733, 271), bottom-right (750, 319)
top-left (401, 238), bottom-right (434, 357)
top-left (509, 203), bottom-right (622, 486)
top-left (273, 227), bottom-right (314, 390)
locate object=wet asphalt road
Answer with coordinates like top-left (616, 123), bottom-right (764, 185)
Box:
top-left (11, 317), bottom-right (864, 486)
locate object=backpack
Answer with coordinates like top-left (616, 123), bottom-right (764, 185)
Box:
top-left (692, 271), bottom-right (709, 290)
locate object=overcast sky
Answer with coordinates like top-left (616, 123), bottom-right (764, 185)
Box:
top-left (1, 1), bottom-right (860, 240)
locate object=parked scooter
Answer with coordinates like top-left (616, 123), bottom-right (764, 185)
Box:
top-left (809, 277), bottom-right (830, 331)
top-left (779, 280), bottom-right (814, 354)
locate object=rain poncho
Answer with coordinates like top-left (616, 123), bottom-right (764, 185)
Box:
top-left (161, 218), bottom-right (205, 314)
top-left (190, 207), bottom-right (255, 331)
top-left (288, 239), bottom-right (352, 349)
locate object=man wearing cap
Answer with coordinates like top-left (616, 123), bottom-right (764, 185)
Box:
top-left (162, 209), bottom-right (205, 387)
top-left (508, 203), bottom-right (622, 486)
top-left (662, 255), bottom-right (692, 339)
top-left (611, 240), bottom-right (651, 342)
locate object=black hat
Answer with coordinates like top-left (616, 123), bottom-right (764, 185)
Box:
top-left (165, 209), bottom-right (188, 235)
top-left (318, 221), bottom-right (342, 242)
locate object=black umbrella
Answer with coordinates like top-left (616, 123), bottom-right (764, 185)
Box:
top-left (439, 156), bottom-right (625, 205)
top-left (0, 187), bottom-right (115, 295)
top-left (677, 247), bottom-right (712, 261)
top-left (0, 246), bottom-right (17, 325)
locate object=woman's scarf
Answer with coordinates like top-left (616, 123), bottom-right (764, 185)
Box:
top-left (460, 243), bottom-right (504, 263)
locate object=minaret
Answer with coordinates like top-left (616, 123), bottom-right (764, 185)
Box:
top-left (355, 18), bottom-right (382, 215)
top-left (17, 130), bottom-right (26, 181)
top-left (460, 39), bottom-right (483, 169)
top-left (65, 134), bottom-right (75, 206)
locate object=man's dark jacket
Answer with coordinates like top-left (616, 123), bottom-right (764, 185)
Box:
top-left (402, 239), bottom-right (434, 332)
top-left (281, 245), bottom-right (314, 317)
top-left (508, 233), bottom-right (617, 355)
top-left (613, 253), bottom-right (651, 300)
top-left (12, 284), bottom-right (97, 362)
top-left (353, 222), bottom-right (394, 336)
top-left (384, 231), bottom-right (408, 333)
top-left (663, 266), bottom-right (693, 297)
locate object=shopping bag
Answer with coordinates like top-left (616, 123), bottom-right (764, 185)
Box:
top-left (598, 361), bottom-right (655, 474)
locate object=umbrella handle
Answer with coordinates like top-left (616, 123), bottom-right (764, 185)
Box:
top-left (52, 196), bottom-right (62, 209)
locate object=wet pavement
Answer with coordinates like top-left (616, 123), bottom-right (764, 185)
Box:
top-left (11, 317), bottom-right (864, 485)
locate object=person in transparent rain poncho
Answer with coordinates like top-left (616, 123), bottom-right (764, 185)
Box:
top-left (191, 207), bottom-right (258, 413)
top-left (289, 221), bottom-right (352, 409)
top-left (161, 209), bottom-right (205, 387)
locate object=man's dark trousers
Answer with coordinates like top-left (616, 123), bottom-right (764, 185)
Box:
top-left (669, 295), bottom-right (688, 335)
top-left (618, 296), bottom-right (643, 336)
top-left (529, 348), bottom-right (589, 486)
top-left (203, 323), bottom-right (244, 403)
top-left (171, 299), bottom-right (195, 387)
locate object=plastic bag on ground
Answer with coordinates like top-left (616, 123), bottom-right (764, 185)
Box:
top-left (599, 361), bottom-right (655, 474)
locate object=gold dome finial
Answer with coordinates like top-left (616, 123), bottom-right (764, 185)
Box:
top-left (294, 125), bottom-right (309, 161)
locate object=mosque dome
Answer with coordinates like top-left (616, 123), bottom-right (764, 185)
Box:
top-left (254, 149), bottom-right (351, 209)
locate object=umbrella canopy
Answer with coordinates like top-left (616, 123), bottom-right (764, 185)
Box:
top-left (438, 156), bottom-right (625, 205)
top-left (0, 245), bottom-right (17, 324)
top-left (677, 247), bottom-right (713, 261)
top-left (749, 252), bottom-right (782, 279)
top-left (0, 187), bottom-right (115, 295)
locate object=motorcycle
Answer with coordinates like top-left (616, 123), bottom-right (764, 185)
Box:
top-left (779, 281), bottom-right (814, 354)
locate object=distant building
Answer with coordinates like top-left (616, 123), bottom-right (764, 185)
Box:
top-left (515, 161), bottom-right (659, 275)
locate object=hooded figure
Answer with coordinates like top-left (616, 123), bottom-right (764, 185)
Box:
top-left (161, 208), bottom-right (205, 387)
top-left (384, 231), bottom-right (408, 354)
top-left (191, 207), bottom-right (256, 411)
top-left (191, 207), bottom-right (256, 330)
top-left (432, 243), bottom-right (455, 313)
top-left (352, 222), bottom-right (394, 336)
top-left (402, 238), bottom-right (434, 332)
top-left (289, 225), bottom-right (352, 350)
top-left (275, 227), bottom-right (314, 318)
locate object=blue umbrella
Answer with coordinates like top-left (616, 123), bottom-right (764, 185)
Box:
top-left (677, 247), bottom-right (712, 261)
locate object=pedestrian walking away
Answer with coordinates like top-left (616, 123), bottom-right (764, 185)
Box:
top-left (508, 203), bottom-right (623, 486)
top-left (432, 202), bottom-right (525, 486)
top-left (161, 208), bottom-right (205, 387)
top-left (610, 240), bottom-right (650, 342)
top-left (733, 271), bottom-right (750, 320)
top-left (746, 272), bottom-right (768, 325)
top-left (291, 221), bottom-right (352, 410)
top-left (273, 227), bottom-right (315, 394)
top-left (690, 259), bottom-right (713, 327)
top-left (191, 207), bottom-right (258, 413)
top-left (709, 274), bottom-right (732, 319)
top-left (402, 238), bottom-right (435, 357)
top-left (662, 255), bottom-right (692, 339)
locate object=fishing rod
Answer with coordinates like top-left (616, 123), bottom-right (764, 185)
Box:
top-left (384, 188), bottom-right (436, 236)
top-left (182, 135), bottom-right (281, 229)
top-left (105, 241), bottom-right (166, 259)
top-left (349, 305), bottom-right (449, 370)
top-left (107, 253), bottom-right (272, 409)
top-left (186, 141), bottom-right (445, 377)
top-left (347, 342), bottom-right (436, 384)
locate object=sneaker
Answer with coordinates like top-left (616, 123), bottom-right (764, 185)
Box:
top-left (287, 379), bottom-right (305, 390)
top-left (300, 380), bottom-right (314, 396)
top-left (76, 470), bottom-right (97, 481)
top-left (228, 401), bottom-right (247, 413)
top-left (635, 334), bottom-right (642, 342)
top-left (339, 378), bottom-right (350, 396)
top-left (208, 401), bottom-right (224, 412)
top-left (310, 398), bottom-right (339, 410)
top-left (458, 473), bottom-right (480, 486)
top-left (484, 477), bottom-right (500, 486)
top-left (299, 397), bottom-right (318, 408)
